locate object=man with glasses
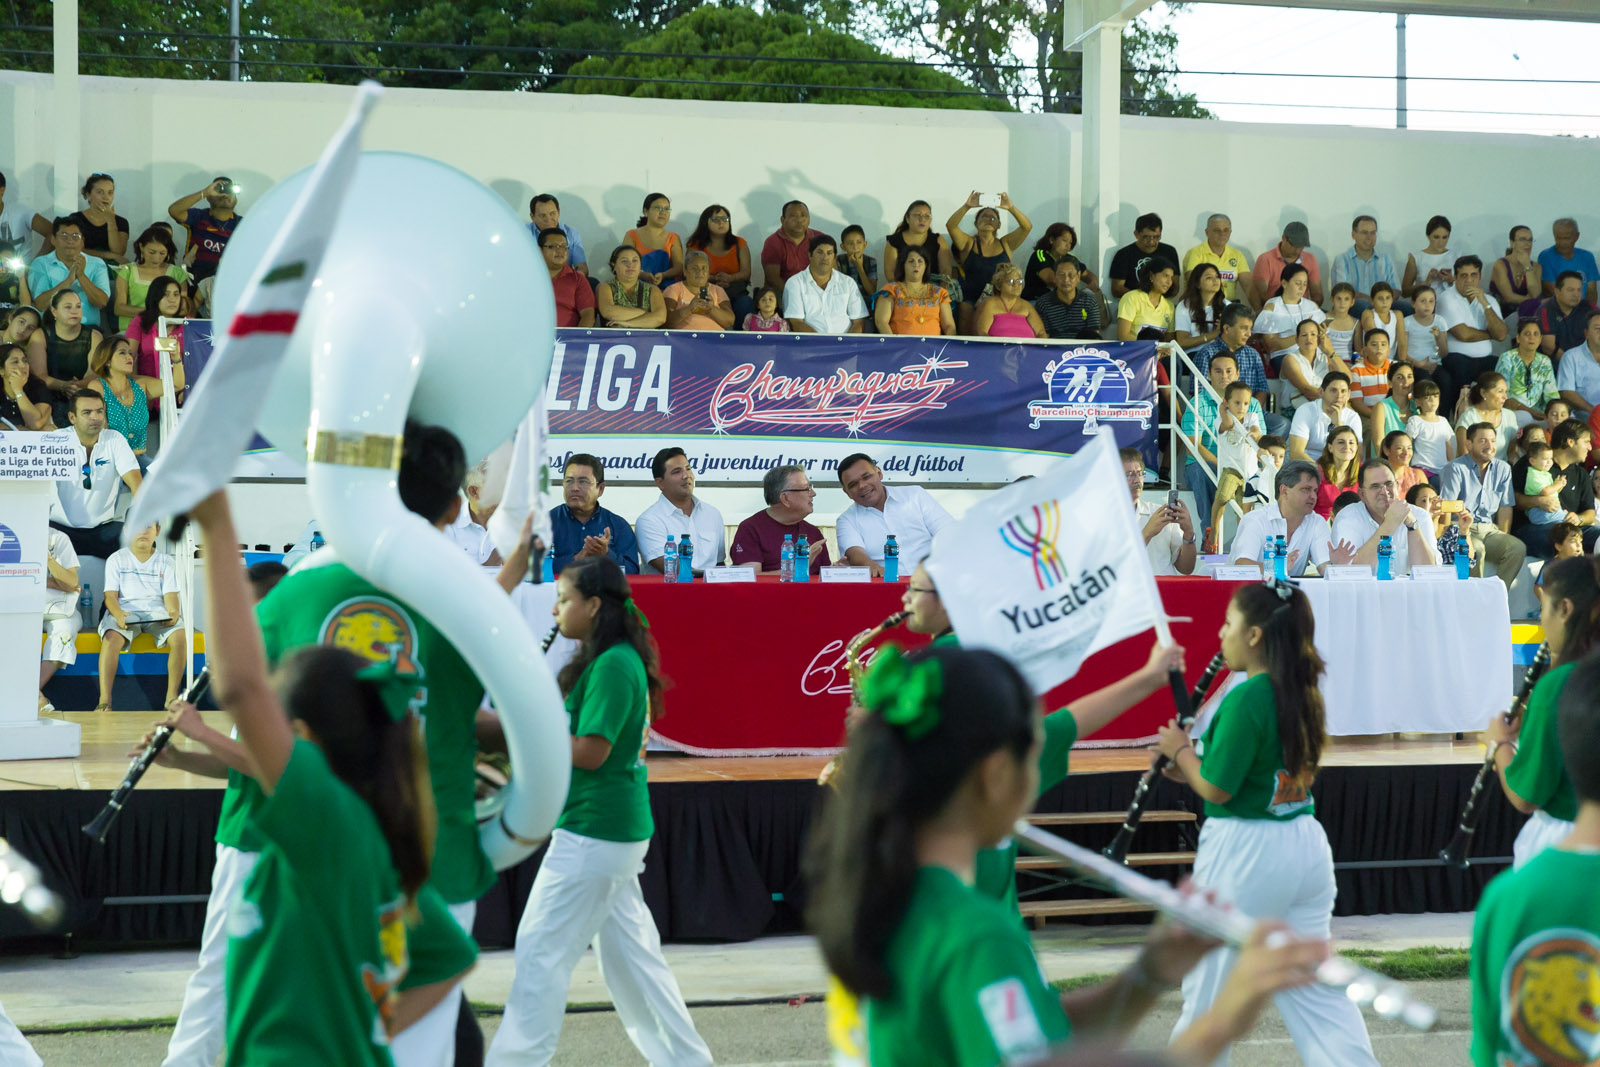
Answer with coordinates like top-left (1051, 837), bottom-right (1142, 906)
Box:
top-left (731, 463), bottom-right (832, 576)
top-left (49, 391), bottom-right (141, 559)
top-left (539, 227), bottom-right (595, 328)
top-left (28, 217), bottom-right (110, 327)
top-left (547, 453), bottom-right (638, 575)
top-left (1331, 459), bottom-right (1438, 577)
top-left (1332, 215), bottom-right (1400, 316)
top-left (1120, 446), bottom-right (1196, 576)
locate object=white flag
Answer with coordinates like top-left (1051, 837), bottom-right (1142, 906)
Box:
top-left (486, 392), bottom-right (553, 562)
top-left (925, 433), bottom-right (1164, 695)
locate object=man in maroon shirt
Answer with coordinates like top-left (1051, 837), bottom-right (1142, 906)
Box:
top-left (731, 463), bottom-right (832, 575)
top-left (539, 227), bottom-right (594, 327)
top-left (761, 201), bottom-right (823, 292)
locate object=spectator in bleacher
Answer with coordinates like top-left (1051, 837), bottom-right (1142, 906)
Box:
top-left (1288, 371), bottom-right (1362, 462)
top-left (1251, 221), bottom-right (1321, 306)
top-left (1517, 439), bottom-right (1570, 531)
top-left (686, 204), bottom-right (752, 322)
top-left (446, 459), bottom-right (497, 566)
top-left (27, 290), bottom-right (103, 426)
top-left (1180, 351), bottom-right (1262, 536)
top-left (1323, 283), bottom-right (1359, 364)
top-left (1537, 217), bottom-right (1599, 303)
top-left (975, 264), bottom-right (1045, 338)
top-left (664, 251), bottom-right (734, 332)
top-left (1254, 263), bottom-right (1325, 362)
top-left (84, 335), bottom-right (183, 461)
top-left (1544, 397), bottom-right (1572, 430)
top-left (28, 217), bottom-right (110, 329)
top-left (783, 234), bottom-right (866, 335)
top-left (874, 246), bottom-right (954, 336)
top-left (836, 225), bottom-right (878, 312)
top-left (761, 200), bottom-right (822, 291)
top-left (625, 192), bottom-right (683, 288)
top-left (1116, 255), bottom-right (1176, 342)
top-left (49, 391), bottom-right (141, 559)
top-left (946, 192), bottom-right (1032, 334)
top-left (1491, 225), bottom-right (1542, 318)
top-left (1497, 319), bottom-right (1559, 429)
top-left (1331, 215), bottom-right (1400, 315)
top-left (1440, 423), bottom-right (1525, 591)
top-left (1313, 426), bottom-right (1360, 520)
top-left (1109, 213), bottom-right (1178, 300)
top-left (1402, 215), bottom-right (1455, 297)
top-left (1438, 255), bottom-right (1507, 416)
top-left (1032, 255), bottom-right (1101, 341)
top-left (1174, 264), bottom-right (1225, 354)
top-left (1, 342), bottom-right (53, 430)
top-left (529, 194), bottom-right (588, 276)
top-left (595, 246), bottom-right (667, 329)
top-left (835, 452), bottom-right (953, 575)
top-left (743, 286), bottom-right (789, 333)
top-left (36, 526), bottom-right (80, 712)
top-left (1405, 378), bottom-right (1454, 478)
top-left (635, 447), bottom-right (725, 575)
top-left (1379, 430), bottom-right (1430, 500)
top-left (1229, 459), bottom-right (1340, 576)
top-left (1118, 446), bottom-right (1195, 576)
top-left (1331, 459), bottom-right (1438, 576)
top-left (730, 463), bottom-right (831, 576)
top-left (1370, 362), bottom-right (1417, 453)
top-left (68, 174), bottom-right (128, 267)
top-left (1357, 282), bottom-right (1406, 366)
top-left (1456, 371), bottom-right (1520, 462)
top-left (1208, 380), bottom-right (1264, 548)
top-left (1192, 303), bottom-right (1278, 428)
top-left (1536, 271), bottom-right (1594, 359)
top-left (883, 200), bottom-right (956, 303)
top-left (1, 305), bottom-right (39, 348)
top-left (96, 521), bottom-right (185, 712)
top-left (1346, 328), bottom-right (1392, 428)
top-left (1405, 482), bottom-right (1445, 538)
top-left (1513, 419), bottom-right (1600, 558)
top-left (548, 452), bottom-right (639, 575)
top-left (1021, 223), bottom-right (1100, 303)
top-left (1279, 319), bottom-right (1345, 411)
top-left (540, 227), bottom-right (595, 328)
top-left (1181, 214), bottom-right (1251, 303)
top-left (112, 225), bottom-right (188, 332)
top-left (0, 241), bottom-right (31, 312)
top-left (1556, 310), bottom-right (1600, 417)
top-left (124, 277), bottom-right (185, 390)
top-left (1400, 284), bottom-right (1447, 395)
top-left (0, 170), bottom-right (51, 265)
top-left (166, 177), bottom-right (241, 286)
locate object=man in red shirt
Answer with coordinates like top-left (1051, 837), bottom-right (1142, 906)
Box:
top-left (539, 227), bottom-right (594, 328)
top-left (731, 463), bottom-right (831, 576)
top-left (760, 201), bottom-right (823, 291)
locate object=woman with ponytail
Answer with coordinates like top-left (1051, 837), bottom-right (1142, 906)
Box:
top-left (488, 556), bottom-right (712, 1067)
top-left (809, 643), bottom-right (1331, 1067)
top-left (1156, 582), bottom-right (1378, 1066)
top-left (1488, 555), bottom-right (1600, 868)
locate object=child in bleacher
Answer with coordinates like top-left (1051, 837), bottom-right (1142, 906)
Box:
top-left (1543, 396), bottom-right (1572, 429)
top-left (1521, 439), bottom-right (1569, 528)
top-left (1405, 378), bottom-right (1454, 479)
top-left (1244, 434), bottom-right (1286, 507)
top-left (1357, 281), bottom-right (1405, 364)
top-left (742, 286), bottom-right (789, 333)
top-left (1210, 380), bottom-right (1263, 548)
top-left (96, 522), bottom-right (186, 711)
top-left (1323, 283), bottom-right (1359, 364)
top-left (1346, 328), bottom-right (1392, 424)
top-left (836, 225), bottom-right (878, 312)
top-left (37, 528), bottom-right (81, 713)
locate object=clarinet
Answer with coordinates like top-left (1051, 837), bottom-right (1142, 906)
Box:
top-left (83, 667), bottom-right (213, 843)
top-left (1439, 644), bottom-right (1552, 869)
top-left (1102, 651), bottom-right (1227, 864)
top-left (540, 624), bottom-right (560, 653)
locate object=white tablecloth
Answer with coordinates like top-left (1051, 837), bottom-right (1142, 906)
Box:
top-left (1299, 577), bottom-right (1511, 735)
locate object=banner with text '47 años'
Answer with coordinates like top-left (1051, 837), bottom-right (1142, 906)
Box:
top-left (544, 329), bottom-right (1158, 484)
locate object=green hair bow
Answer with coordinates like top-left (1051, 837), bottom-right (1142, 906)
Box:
top-left (859, 644), bottom-right (942, 740)
top-left (355, 660), bottom-right (422, 723)
top-left (624, 597), bottom-right (651, 630)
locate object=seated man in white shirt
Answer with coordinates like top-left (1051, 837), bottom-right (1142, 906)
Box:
top-left (1230, 459), bottom-right (1344, 576)
top-left (49, 392), bottom-right (142, 559)
top-left (1288, 371), bottom-right (1363, 462)
top-left (1329, 460), bottom-right (1438, 577)
top-left (835, 452), bottom-right (953, 577)
top-left (634, 446), bottom-right (726, 574)
top-left (444, 458), bottom-right (499, 566)
top-left (97, 521), bottom-right (185, 711)
top-left (37, 528), bottom-right (80, 713)
top-left (1120, 447), bottom-right (1197, 576)
top-left (782, 234), bottom-right (867, 335)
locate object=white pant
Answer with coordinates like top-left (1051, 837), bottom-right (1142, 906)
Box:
top-left (163, 844), bottom-right (258, 1067)
top-left (486, 830), bottom-right (711, 1067)
top-left (42, 606), bottom-right (78, 666)
top-left (0, 998), bottom-right (41, 1067)
top-left (1170, 817), bottom-right (1377, 1067)
top-left (1513, 809), bottom-right (1575, 869)
top-left (391, 900), bottom-right (478, 1067)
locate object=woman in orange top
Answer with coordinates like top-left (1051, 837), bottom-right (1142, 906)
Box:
top-left (686, 204), bottom-right (752, 322)
top-left (874, 247), bottom-right (953, 336)
top-left (624, 192), bottom-right (684, 287)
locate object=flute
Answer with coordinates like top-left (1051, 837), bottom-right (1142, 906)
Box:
top-left (83, 667), bottom-right (214, 844)
top-left (1103, 651), bottom-right (1227, 864)
top-left (1439, 644), bottom-right (1551, 869)
top-left (1018, 823), bottom-right (1439, 1032)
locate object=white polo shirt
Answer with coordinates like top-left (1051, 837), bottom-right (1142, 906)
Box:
top-left (836, 484), bottom-right (953, 570)
top-left (1228, 502), bottom-right (1330, 577)
top-left (1329, 502), bottom-right (1438, 574)
top-left (44, 529), bottom-right (80, 615)
top-left (1135, 499), bottom-right (1188, 577)
top-left (445, 494), bottom-right (496, 565)
top-left (633, 493), bottom-right (727, 573)
top-left (50, 430), bottom-right (139, 528)
top-left (782, 268), bottom-right (868, 335)
top-left (103, 545), bottom-right (179, 620)
top-left (1437, 286), bottom-right (1495, 359)
top-left (1288, 402), bottom-right (1363, 461)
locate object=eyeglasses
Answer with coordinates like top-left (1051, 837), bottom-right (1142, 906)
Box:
top-left (781, 484), bottom-right (815, 495)
top-left (906, 586), bottom-right (937, 596)
top-left (545, 244), bottom-right (569, 252)
top-left (1123, 470), bottom-right (1144, 485)
top-left (709, 215), bottom-right (730, 223)
top-left (56, 233), bottom-right (83, 242)
top-left (81, 462), bottom-right (92, 489)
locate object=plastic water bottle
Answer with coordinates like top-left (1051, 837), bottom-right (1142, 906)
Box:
top-left (1376, 535), bottom-right (1394, 580)
top-left (310, 529), bottom-right (325, 552)
top-left (662, 538), bottom-right (679, 583)
top-left (678, 534), bottom-right (693, 583)
top-left (780, 535), bottom-right (795, 583)
top-left (1440, 517), bottom-right (1470, 579)
top-left (540, 551), bottom-right (555, 583)
top-left (795, 534), bottom-right (811, 583)
top-left (883, 535), bottom-right (900, 582)
top-left (79, 582), bottom-right (94, 630)
top-left (1273, 535), bottom-right (1288, 581)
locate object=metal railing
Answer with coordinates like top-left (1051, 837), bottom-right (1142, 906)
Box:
top-left (1162, 342), bottom-right (1246, 552)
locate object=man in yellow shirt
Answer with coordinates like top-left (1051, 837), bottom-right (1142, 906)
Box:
top-left (1183, 213), bottom-right (1254, 304)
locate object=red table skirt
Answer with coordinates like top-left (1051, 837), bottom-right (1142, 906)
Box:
top-left (630, 575), bottom-right (1245, 755)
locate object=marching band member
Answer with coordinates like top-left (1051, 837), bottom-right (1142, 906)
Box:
top-left (806, 643), bottom-right (1327, 1066)
top-left (1157, 582), bottom-right (1376, 1066)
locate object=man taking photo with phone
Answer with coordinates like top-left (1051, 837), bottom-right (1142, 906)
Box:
top-left (167, 177), bottom-right (242, 286)
top-left (1120, 446), bottom-right (1197, 575)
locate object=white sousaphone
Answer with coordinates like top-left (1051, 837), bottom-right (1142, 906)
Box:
top-left (211, 151), bottom-right (569, 869)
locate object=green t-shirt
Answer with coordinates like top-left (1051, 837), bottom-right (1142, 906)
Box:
top-left (399, 886), bottom-right (478, 993)
top-left (1469, 846), bottom-right (1600, 1067)
top-left (866, 866), bottom-right (1071, 1066)
top-left (1505, 663), bottom-right (1578, 823)
top-left (216, 561), bottom-right (494, 905)
top-left (974, 708), bottom-right (1079, 908)
top-left (1196, 673), bottom-right (1316, 821)
top-left (225, 740), bottom-right (409, 1067)
top-left (559, 643), bottom-right (653, 843)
